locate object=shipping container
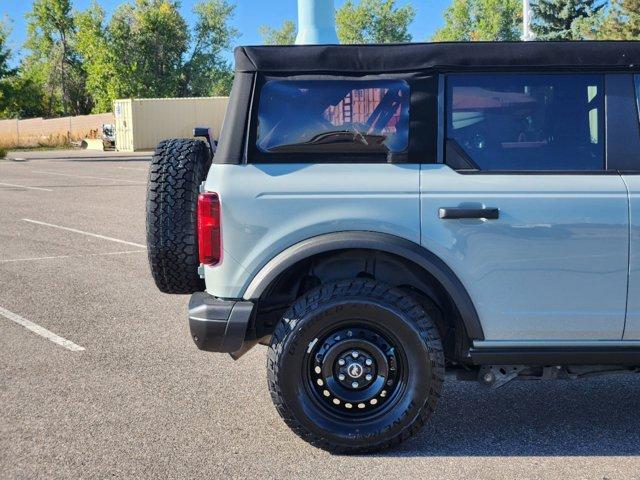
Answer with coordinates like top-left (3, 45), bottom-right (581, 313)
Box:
top-left (113, 97), bottom-right (229, 152)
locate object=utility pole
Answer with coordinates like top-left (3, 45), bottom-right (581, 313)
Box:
top-left (523, 0), bottom-right (534, 41)
top-left (296, 0), bottom-right (340, 45)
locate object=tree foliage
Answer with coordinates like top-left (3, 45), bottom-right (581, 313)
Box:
top-left (336, 0), bottom-right (415, 44)
top-left (600, 0), bottom-right (640, 38)
top-left (531, 0), bottom-right (605, 40)
top-left (24, 0), bottom-right (89, 116)
top-left (0, 20), bottom-right (15, 114)
top-left (1, 21), bottom-right (48, 119)
top-left (433, 0), bottom-right (521, 41)
top-left (181, 0), bottom-right (238, 96)
top-left (260, 20), bottom-right (297, 45)
top-left (74, 0), bottom-right (238, 113)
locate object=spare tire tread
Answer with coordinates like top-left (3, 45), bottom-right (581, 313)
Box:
top-left (146, 138), bottom-right (210, 294)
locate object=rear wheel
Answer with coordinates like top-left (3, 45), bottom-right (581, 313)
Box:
top-left (267, 279), bottom-right (445, 453)
top-left (146, 139), bottom-right (211, 294)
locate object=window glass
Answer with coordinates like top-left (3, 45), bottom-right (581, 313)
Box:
top-left (635, 75), bottom-right (640, 122)
top-left (256, 80), bottom-right (410, 156)
top-left (446, 74), bottom-right (604, 171)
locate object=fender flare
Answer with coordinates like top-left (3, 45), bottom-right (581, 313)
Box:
top-left (242, 231), bottom-right (484, 341)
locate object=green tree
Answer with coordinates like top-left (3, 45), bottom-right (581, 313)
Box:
top-left (531, 0), bottom-right (605, 40)
top-left (2, 76), bottom-right (47, 118)
top-left (0, 20), bottom-right (16, 116)
top-left (75, 0), bottom-right (238, 112)
top-left (24, 0), bottom-right (89, 116)
top-left (179, 0), bottom-right (239, 97)
top-left (433, 0), bottom-right (521, 41)
top-left (75, 3), bottom-right (112, 112)
top-left (260, 20), bottom-right (297, 45)
top-left (111, 0), bottom-right (188, 98)
top-left (600, 0), bottom-right (640, 39)
top-left (336, 0), bottom-right (415, 44)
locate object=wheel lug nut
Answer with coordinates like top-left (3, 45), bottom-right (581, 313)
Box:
top-left (351, 351), bottom-right (359, 358)
top-left (338, 374), bottom-right (345, 381)
top-left (351, 381), bottom-right (359, 388)
top-left (314, 366), bottom-right (321, 374)
top-left (365, 359), bottom-right (373, 366)
top-left (365, 374), bottom-right (372, 381)
top-left (338, 359), bottom-right (345, 366)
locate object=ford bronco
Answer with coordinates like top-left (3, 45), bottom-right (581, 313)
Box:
top-left (146, 41), bottom-right (640, 453)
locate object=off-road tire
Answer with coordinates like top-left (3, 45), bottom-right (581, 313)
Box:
top-left (267, 279), bottom-right (445, 454)
top-left (146, 139), bottom-right (211, 294)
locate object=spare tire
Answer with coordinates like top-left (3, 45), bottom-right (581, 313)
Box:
top-left (146, 139), bottom-right (211, 294)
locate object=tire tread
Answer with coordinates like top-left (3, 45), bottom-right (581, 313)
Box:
top-left (146, 139), bottom-right (210, 294)
top-left (267, 278), bottom-right (445, 454)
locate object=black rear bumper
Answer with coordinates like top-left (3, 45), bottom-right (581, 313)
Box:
top-left (188, 292), bottom-right (254, 353)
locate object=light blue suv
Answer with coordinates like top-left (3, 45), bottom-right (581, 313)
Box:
top-left (146, 41), bottom-right (640, 453)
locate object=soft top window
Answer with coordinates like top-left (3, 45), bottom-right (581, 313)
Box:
top-left (636, 75), bottom-right (640, 121)
top-left (446, 73), bottom-right (605, 171)
top-left (256, 79), bottom-right (410, 159)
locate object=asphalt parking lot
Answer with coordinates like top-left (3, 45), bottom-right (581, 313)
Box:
top-left (1, 150), bottom-right (640, 479)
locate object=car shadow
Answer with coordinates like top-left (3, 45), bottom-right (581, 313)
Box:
top-left (384, 374), bottom-right (640, 457)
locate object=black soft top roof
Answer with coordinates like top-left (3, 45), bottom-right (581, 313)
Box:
top-left (235, 41), bottom-right (640, 74)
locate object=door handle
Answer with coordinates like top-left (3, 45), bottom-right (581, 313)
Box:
top-left (438, 207), bottom-right (500, 220)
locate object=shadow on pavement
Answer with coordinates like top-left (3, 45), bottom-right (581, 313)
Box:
top-left (387, 375), bottom-right (640, 457)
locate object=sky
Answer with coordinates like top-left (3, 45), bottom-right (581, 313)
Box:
top-left (0, 0), bottom-right (450, 66)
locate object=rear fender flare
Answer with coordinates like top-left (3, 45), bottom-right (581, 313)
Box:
top-left (242, 231), bottom-right (484, 340)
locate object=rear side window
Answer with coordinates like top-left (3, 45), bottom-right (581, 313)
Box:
top-left (256, 80), bottom-right (410, 158)
top-left (636, 75), bottom-right (640, 121)
top-left (446, 74), bottom-right (605, 171)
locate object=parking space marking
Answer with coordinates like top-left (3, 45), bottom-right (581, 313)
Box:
top-left (32, 170), bottom-right (146, 184)
top-left (0, 182), bottom-right (52, 192)
top-left (0, 250), bottom-right (146, 263)
top-left (22, 219), bottom-right (147, 248)
top-left (0, 305), bottom-right (85, 352)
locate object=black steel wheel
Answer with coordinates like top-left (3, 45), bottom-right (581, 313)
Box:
top-left (267, 279), bottom-right (445, 454)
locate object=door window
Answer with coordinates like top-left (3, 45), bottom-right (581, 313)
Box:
top-left (446, 74), bottom-right (605, 171)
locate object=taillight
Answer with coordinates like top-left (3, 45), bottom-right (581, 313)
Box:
top-left (197, 192), bottom-right (221, 266)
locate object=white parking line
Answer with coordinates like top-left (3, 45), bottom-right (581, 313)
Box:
top-left (0, 250), bottom-right (146, 263)
top-left (32, 170), bottom-right (146, 184)
top-left (0, 305), bottom-right (85, 352)
top-left (0, 182), bottom-right (52, 192)
top-left (22, 219), bottom-right (147, 248)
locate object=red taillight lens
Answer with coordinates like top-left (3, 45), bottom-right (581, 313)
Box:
top-left (197, 192), bottom-right (221, 266)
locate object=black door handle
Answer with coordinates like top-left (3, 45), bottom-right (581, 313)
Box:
top-left (438, 207), bottom-right (500, 220)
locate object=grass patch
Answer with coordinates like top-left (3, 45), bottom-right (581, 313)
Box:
top-left (0, 146), bottom-right (6, 159)
top-left (0, 132), bottom-right (76, 151)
